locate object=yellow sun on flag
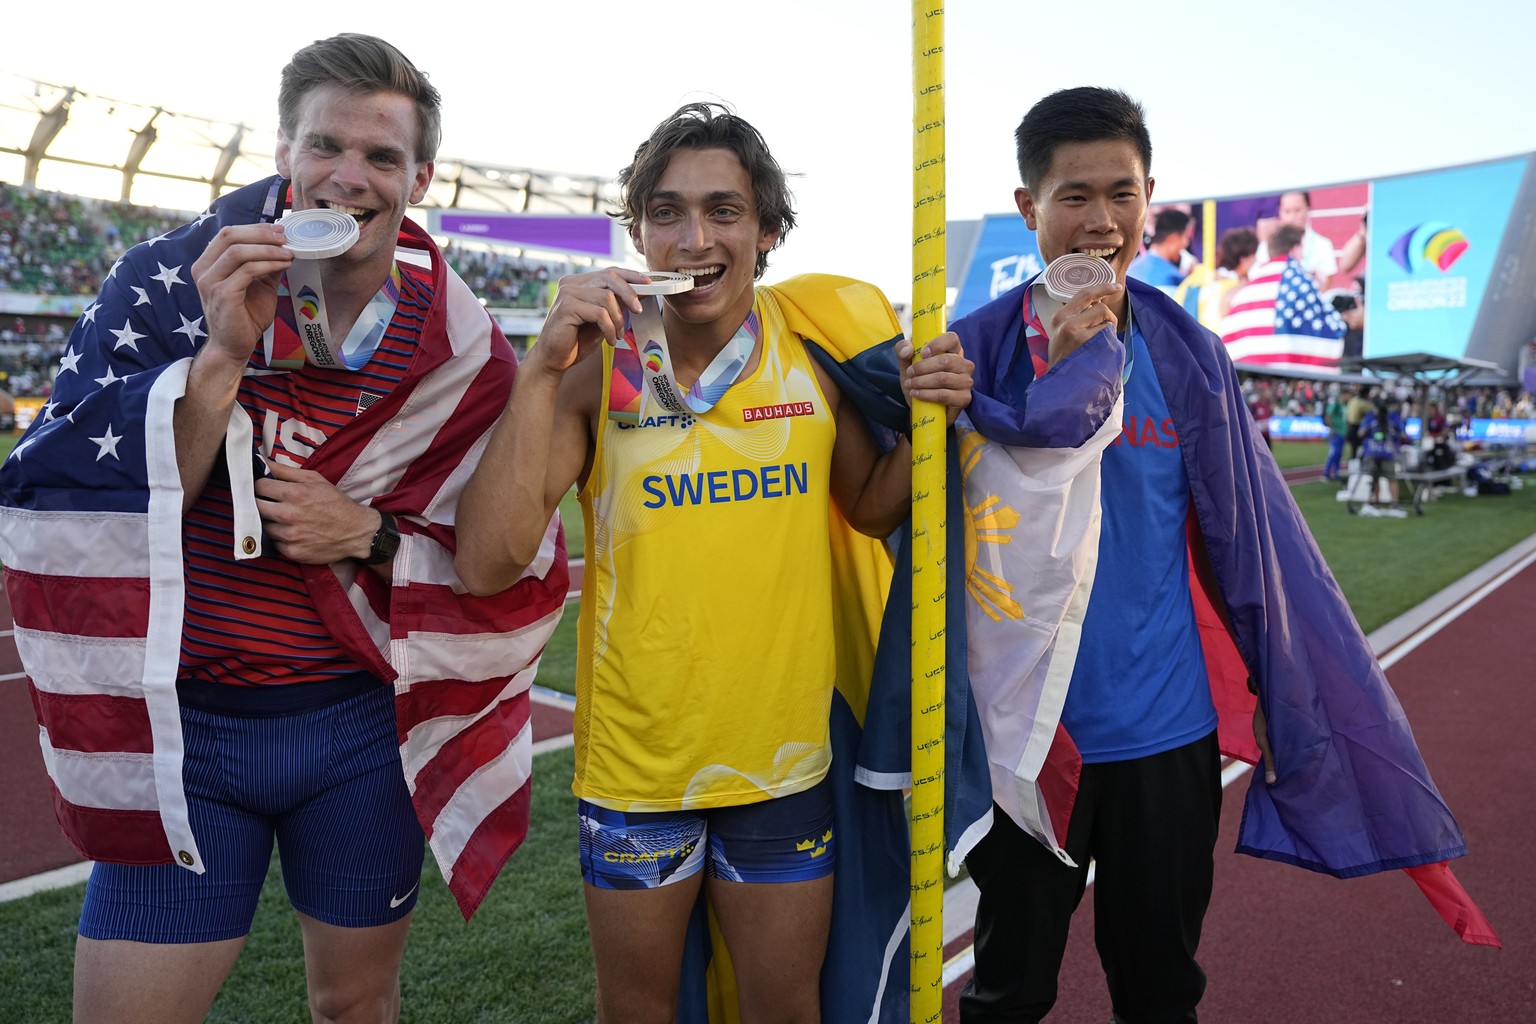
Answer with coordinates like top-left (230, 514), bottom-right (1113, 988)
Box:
top-left (958, 429), bottom-right (1025, 623)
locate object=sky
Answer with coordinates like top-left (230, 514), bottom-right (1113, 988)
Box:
top-left (10, 0), bottom-right (1536, 310)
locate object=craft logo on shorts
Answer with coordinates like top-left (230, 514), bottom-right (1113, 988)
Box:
top-left (743, 401), bottom-right (815, 423)
top-left (602, 841), bottom-right (696, 864)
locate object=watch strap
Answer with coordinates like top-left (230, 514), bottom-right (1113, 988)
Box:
top-left (363, 508), bottom-right (400, 565)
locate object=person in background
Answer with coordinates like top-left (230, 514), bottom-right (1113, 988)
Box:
top-left (1346, 383), bottom-right (1376, 461)
top-left (1357, 394), bottom-right (1409, 517)
top-left (1323, 385), bottom-right (1349, 481)
top-left (1249, 379), bottom-right (1275, 449)
top-left (1127, 207), bottom-right (1193, 292)
top-left (1174, 226), bottom-right (1257, 332)
top-left (1255, 190), bottom-right (1339, 288)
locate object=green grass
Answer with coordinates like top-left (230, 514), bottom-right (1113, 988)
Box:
top-left (538, 599), bottom-right (579, 697)
top-left (1270, 438), bottom-right (1327, 470)
top-left (1291, 475), bottom-right (1536, 632)
top-left (0, 749), bottom-right (595, 1024)
top-left (3, 427), bottom-right (1533, 1020)
top-left (558, 489), bottom-right (583, 561)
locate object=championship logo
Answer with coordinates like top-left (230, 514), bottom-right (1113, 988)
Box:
top-left (1388, 222), bottom-right (1470, 274)
top-left (642, 340), bottom-right (665, 373)
top-left (297, 285), bottom-right (322, 320)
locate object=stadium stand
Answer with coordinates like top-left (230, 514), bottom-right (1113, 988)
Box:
top-left (0, 181), bottom-right (582, 397)
top-left (1, 182), bottom-right (572, 309)
top-left (0, 71), bottom-right (621, 401)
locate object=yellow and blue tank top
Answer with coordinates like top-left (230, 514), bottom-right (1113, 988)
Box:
top-left (575, 289), bottom-right (838, 811)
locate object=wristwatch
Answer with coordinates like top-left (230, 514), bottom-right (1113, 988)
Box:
top-left (363, 509), bottom-right (401, 565)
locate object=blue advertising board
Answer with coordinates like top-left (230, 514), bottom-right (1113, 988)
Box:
top-left (952, 214), bottom-right (1041, 319)
top-left (1368, 158), bottom-right (1527, 360)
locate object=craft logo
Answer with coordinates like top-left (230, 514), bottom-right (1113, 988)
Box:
top-left (616, 413), bottom-right (693, 431)
top-left (642, 340), bottom-right (665, 373)
top-left (743, 401), bottom-right (815, 423)
top-left (297, 285), bottom-right (322, 320)
top-left (602, 840), bottom-right (696, 864)
top-left (1386, 221), bottom-right (1470, 313)
top-left (1389, 222), bottom-right (1470, 275)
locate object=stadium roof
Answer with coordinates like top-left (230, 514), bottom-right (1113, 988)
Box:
top-left (0, 71), bottom-right (617, 218)
top-left (1338, 353), bottom-right (1516, 389)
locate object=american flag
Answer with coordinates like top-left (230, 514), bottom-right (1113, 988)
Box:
top-left (1220, 257), bottom-right (1346, 371)
top-left (0, 176), bottom-right (568, 919)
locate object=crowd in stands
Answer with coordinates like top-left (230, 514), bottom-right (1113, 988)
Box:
top-left (1, 181), bottom-right (570, 309)
top-left (0, 317), bottom-right (67, 398)
top-left (1240, 376), bottom-right (1535, 432)
top-left (0, 183), bottom-right (586, 401)
top-left (441, 242), bottom-right (570, 308)
top-left (0, 183), bottom-right (187, 297)
top-left (1, 186), bottom-right (1532, 425)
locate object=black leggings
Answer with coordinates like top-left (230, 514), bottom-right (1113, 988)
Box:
top-left (960, 732), bottom-right (1222, 1024)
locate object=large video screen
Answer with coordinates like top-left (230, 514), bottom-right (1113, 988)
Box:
top-left (950, 154), bottom-right (1536, 379)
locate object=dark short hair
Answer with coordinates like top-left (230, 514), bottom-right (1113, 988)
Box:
top-left (1217, 227), bottom-right (1259, 270)
top-left (1282, 190), bottom-right (1313, 209)
top-left (279, 34), bottom-right (442, 164)
top-left (1150, 208), bottom-right (1191, 243)
top-left (616, 102), bottom-right (795, 279)
top-left (1015, 87), bottom-right (1152, 189)
top-left (1270, 224), bottom-right (1305, 257)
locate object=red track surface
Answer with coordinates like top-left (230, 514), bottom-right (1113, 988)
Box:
top-left (4, 555), bottom-right (1531, 1021)
top-left (940, 557), bottom-right (1536, 1023)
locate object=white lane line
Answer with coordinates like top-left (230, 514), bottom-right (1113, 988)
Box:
top-left (1377, 545), bottom-right (1536, 671)
top-left (530, 685), bottom-right (575, 709)
top-left (531, 733), bottom-right (576, 757)
top-left (0, 861), bottom-right (91, 903)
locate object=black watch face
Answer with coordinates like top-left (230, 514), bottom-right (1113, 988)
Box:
top-left (375, 531), bottom-right (400, 560)
top-left (369, 516), bottom-right (401, 563)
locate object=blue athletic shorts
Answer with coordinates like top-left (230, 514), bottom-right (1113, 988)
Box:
top-left (578, 776), bottom-right (835, 890)
top-left (78, 675), bottom-right (426, 943)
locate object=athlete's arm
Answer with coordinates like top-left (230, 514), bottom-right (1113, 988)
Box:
top-left (178, 223), bottom-right (292, 512)
top-left (252, 461), bottom-right (384, 566)
top-left (456, 268), bottom-right (648, 596)
top-left (822, 333), bottom-right (972, 538)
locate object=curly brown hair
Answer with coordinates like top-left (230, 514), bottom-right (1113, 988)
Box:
top-left (615, 103), bottom-right (795, 279)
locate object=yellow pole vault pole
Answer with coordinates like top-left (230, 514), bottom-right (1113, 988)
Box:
top-left (910, 4), bottom-right (946, 1022)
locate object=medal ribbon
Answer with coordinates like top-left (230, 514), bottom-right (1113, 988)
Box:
top-left (1023, 280), bottom-right (1134, 384)
top-left (609, 296), bottom-right (759, 420)
top-left (265, 262), bottom-right (402, 370)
